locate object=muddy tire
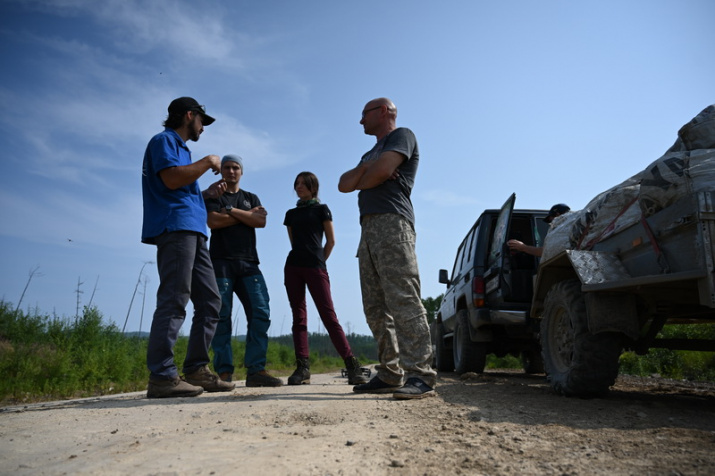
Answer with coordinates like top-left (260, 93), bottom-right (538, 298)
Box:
top-left (435, 321), bottom-right (454, 372)
top-left (541, 280), bottom-right (623, 397)
top-left (453, 309), bottom-right (486, 374)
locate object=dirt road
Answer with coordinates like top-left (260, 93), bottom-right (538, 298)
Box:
top-left (1, 369), bottom-right (714, 475)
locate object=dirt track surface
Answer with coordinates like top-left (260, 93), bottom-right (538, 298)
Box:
top-left (2, 369), bottom-right (715, 475)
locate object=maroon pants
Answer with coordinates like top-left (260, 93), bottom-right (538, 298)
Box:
top-left (284, 264), bottom-right (353, 360)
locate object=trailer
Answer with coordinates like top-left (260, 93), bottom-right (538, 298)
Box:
top-left (531, 105), bottom-right (715, 397)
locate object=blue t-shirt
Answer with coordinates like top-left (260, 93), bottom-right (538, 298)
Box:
top-left (141, 128), bottom-right (208, 243)
top-left (357, 127), bottom-right (419, 225)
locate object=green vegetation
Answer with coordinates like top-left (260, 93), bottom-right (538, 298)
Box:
top-left (272, 334), bottom-right (377, 362)
top-left (423, 294), bottom-right (715, 379)
top-left (0, 301), bottom-right (147, 404)
top-left (0, 301), bottom-right (373, 405)
top-left (422, 294), bottom-right (443, 325)
top-left (619, 324), bottom-right (715, 381)
top-left (2, 299), bottom-right (714, 405)
top-left (481, 325), bottom-right (715, 380)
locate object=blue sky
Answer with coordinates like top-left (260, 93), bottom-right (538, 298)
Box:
top-left (0, 0), bottom-right (713, 337)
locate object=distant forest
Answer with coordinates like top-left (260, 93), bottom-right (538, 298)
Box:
top-left (272, 333), bottom-right (378, 361)
top-left (124, 295), bottom-right (445, 363)
top-left (269, 289), bottom-right (444, 362)
top-left (126, 331), bottom-right (378, 361)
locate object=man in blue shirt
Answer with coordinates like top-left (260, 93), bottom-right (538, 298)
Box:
top-left (142, 97), bottom-right (234, 398)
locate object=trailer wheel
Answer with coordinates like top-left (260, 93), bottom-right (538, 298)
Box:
top-left (434, 321), bottom-right (454, 372)
top-left (541, 280), bottom-right (622, 397)
top-left (453, 310), bottom-right (486, 374)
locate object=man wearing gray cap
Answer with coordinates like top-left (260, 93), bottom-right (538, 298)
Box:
top-left (204, 154), bottom-right (283, 387)
top-left (142, 97), bottom-right (235, 398)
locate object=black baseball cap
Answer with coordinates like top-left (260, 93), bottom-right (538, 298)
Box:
top-left (543, 203), bottom-right (570, 223)
top-left (168, 97), bottom-right (216, 125)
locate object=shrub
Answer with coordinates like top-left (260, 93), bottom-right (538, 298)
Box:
top-left (0, 300), bottom-right (377, 404)
top-left (0, 303), bottom-right (150, 403)
top-left (5, 297), bottom-right (710, 404)
top-left (619, 324), bottom-right (715, 381)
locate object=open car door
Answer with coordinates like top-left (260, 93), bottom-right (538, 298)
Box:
top-left (485, 193), bottom-right (516, 300)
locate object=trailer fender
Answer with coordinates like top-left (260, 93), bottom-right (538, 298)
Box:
top-left (534, 250), bottom-right (640, 338)
top-left (584, 292), bottom-right (640, 340)
top-left (566, 250), bottom-right (640, 339)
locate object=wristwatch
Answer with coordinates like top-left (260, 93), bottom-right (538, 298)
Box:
top-left (225, 205), bottom-right (233, 214)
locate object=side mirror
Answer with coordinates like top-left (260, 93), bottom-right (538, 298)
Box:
top-left (438, 269), bottom-right (450, 285)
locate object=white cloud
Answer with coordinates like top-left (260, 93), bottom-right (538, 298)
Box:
top-left (19, 0), bottom-right (253, 65)
top-left (0, 187), bottom-right (144, 250)
top-left (0, 2), bottom-right (298, 194)
top-left (191, 115), bottom-right (300, 173)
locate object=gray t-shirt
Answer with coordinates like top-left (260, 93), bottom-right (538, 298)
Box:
top-left (357, 127), bottom-right (419, 225)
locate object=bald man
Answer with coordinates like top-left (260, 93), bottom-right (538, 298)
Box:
top-left (339, 97), bottom-right (436, 400)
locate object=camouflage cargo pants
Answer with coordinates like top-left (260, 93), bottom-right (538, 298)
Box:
top-left (358, 213), bottom-right (436, 387)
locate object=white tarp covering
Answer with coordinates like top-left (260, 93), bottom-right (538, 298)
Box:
top-left (542, 105), bottom-right (715, 261)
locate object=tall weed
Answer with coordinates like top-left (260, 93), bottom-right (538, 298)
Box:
top-left (5, 299), bottom-right (712, 404)
top-left (0, 301), bottom-right (373, 404)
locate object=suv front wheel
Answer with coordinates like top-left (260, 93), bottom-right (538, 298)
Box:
top-left (453, 309), bottom-right (486, 374)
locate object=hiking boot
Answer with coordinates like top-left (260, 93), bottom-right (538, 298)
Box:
top-left (288, 358), bottom-right (311, 385)
top-left (393, 377), bottom-right (436, 400)
top-left (147, 376), bottom-right (203, 399)
top-left (353, 376), bottom-right (401, 394)
top-left (219, 372), bottom-right (233, 382)
top-left (184, 365), bottom-right (236, 393)
top-left (344, 356), bottom-right (369, 385)
top-left (246, 370), bottom-right (284, 387)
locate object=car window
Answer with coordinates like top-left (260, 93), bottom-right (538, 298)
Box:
top-left (534, 218), bottom-right (549, 247)
top-left (460, 227), bottom-right (475, 272)
top-left (488, 194), bottom-right (516, 267)
top-left (466, 223), bottom-right (479, 266)
top-left (450, 239), bottom-right (467, 282)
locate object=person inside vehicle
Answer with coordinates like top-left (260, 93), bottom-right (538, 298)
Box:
top-left (507, 203), bottom-right (570, 257)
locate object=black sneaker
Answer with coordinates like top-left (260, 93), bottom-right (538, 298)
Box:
top-left (393, 377), bottom-right (436, 400)
top-left (353, 376), bottom-right (401, 394)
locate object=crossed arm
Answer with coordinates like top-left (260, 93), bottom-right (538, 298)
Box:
top-left (208, 206), bottom-right (267, 230)
top-left (338, 150), bottom-right (405, 193)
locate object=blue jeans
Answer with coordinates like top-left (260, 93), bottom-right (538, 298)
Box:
top-left (212, 259), bottom-right (271, 375)
top-left (146, 231), bottom-right (221, 379)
